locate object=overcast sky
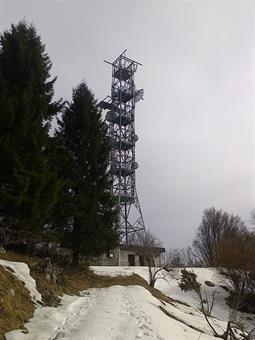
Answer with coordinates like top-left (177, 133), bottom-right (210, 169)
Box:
top-left (1, 0), bottom-right (254, 248)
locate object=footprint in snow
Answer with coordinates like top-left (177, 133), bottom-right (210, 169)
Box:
top-left (51, 330), bottom-right (66, 339)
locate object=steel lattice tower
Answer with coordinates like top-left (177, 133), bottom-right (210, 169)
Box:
top-left (99, 50), bottom-right (145, 245)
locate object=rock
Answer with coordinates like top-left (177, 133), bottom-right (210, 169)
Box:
top-left (5, 266), bottom-right (15, 273)
top-left (43, 290), bottom-right (60, 307)
top-left (220, 285), bottom-right (230, 292)
top-left (34, 257), bottom-right (51, 273)
top-left (0, 246), bottom-right (6, 254)
top-left (34, 257), bottom-right (59, 283)
top-left (9, 288), bottom-right (15, 297)
top-left (51, 272), bottom-right (58, 284)
top-left (81, 291), bottom-right (90, 296)
top-left (205, 280), bottom-right (215, 287)
top-left (45, 273), bottom-right (51, 281)
top-left (37, 300), bottom-right (45, 307)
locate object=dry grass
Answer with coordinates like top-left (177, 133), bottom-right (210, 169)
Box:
top-left (0, 251), bottom-right (173, 304)
top-left (0, 251), bottom-right (36, 267)
top-left (59, 267), bottom-right (174, 304)
top-left (0, 251), bottom-right (173, 338)
top-left (0, 265), bottom-right (34, 340)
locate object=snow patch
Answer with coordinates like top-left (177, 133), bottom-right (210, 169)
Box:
top-left (3, 265), bottom-right (255, 339)
top-left (0, 259), bottom-right (42, 303)
top-left (91, 266), bottom-right (255, 332)
top-left (6, 285), bottom-right (215, 340)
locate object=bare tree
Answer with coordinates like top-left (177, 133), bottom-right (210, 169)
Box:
top-left (130, 230), bottom-right (168, 288)
top-left (146, 256), bottom-right (169, 287)
top-left (130, 229), bottom-right (162, 247)
top-left (193, 207), bottom-right (246, 266)
top-left (178, 269), bottom-right (255, 340)
top-left (165, 246), bottom-right (198, 268)
top-left (250, 209), bottom-right (255, 229)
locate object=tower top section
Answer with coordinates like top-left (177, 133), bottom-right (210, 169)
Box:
top-left (99, 50), bottom-right (144, 110)
top-left (104, 49), bottom-right (142, 68)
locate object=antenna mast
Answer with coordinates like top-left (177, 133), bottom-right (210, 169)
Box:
top-left (99, 51), bottom-right (145, 245)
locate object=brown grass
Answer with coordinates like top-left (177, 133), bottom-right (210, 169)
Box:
top-left (0, 265), bottom-right (34, 340)
top-left (59, 267), bottom-right (174, 304)
top-left (0, 251), bottom-right (173, 304)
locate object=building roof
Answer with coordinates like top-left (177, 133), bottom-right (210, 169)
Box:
top-left (118, 245), bottom-right (165, 255)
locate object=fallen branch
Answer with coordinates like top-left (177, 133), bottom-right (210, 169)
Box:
top-left (159, 305), bottom-right (205, 334)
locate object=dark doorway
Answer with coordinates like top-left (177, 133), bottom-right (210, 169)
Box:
top-left (128, 254), bottom-right (135, 266)
top-left (139, 255), bottom-right (145, 266)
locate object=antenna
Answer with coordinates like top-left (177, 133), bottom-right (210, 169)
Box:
top-left (98, 51), bottom-right (145, 245)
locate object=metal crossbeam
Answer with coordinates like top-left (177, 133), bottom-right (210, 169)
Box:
top-left (99, 51), bottom-right (146, 245)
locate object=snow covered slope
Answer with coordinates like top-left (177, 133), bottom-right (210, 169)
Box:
top-left (0, 259), bottom-right (42, 303)
top-left (3, 264), bottom-right (255, 339)
top-left (6, 285), bottom-right (217, 340)
top-left (91, 265), bottom-right (230, 318)
top-left (91, 266), bottom-right (255, 332)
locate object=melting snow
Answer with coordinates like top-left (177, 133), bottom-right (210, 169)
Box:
top-left (0, 259), bottom-right (42, 303)
top-left (3, 264), bottom-right (255, 339)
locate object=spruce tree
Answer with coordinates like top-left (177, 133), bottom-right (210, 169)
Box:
top-left (55, 82), bottom-right (118, 265)
top-left (0, 22), bottom-right (62, 240)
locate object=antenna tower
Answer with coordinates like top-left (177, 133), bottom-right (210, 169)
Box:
top-left (99, 50), bottom-right (145, 245)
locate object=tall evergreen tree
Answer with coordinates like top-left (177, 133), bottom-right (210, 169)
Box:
top-left (55, 82), bottom-right (118, 265)
top-left (0, 22), bottom-right (62, 240)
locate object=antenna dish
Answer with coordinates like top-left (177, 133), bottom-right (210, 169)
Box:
top-left (135, 89), bottom-right (144, 103)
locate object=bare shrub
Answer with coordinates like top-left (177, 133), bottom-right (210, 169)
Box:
top-left (166, 246), bottom-right (198, 268)
top-left (178, 269), bottom-right (255, 339)
top-left (130, 229), bottom-right (162, 247)
top-left (217, 231), bottom-right (255, 313)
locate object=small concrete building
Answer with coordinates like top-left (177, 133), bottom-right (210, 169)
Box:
top-left (92, 245), bottom-right (165, 267)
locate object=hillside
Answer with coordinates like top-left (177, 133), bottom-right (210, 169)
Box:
top-left (0, 254), bottom-right (255, 339)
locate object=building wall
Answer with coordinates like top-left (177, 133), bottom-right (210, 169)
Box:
top-left (119, 249), bottom-right (162, 267)
top-left (153, 255), bottom-right (161, 267)
top-left (91, 248), bottom-right (119, 266)
top-left (119, 249), bottom-right (137, 266)
top-left (91, 248), bottom-right (163, 267)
